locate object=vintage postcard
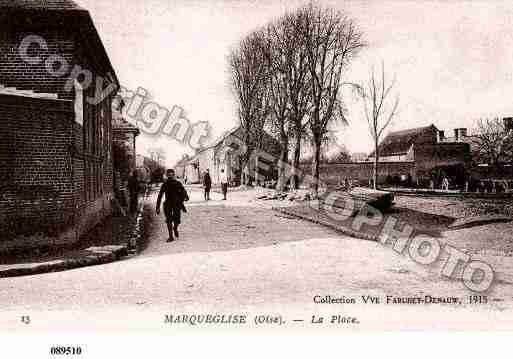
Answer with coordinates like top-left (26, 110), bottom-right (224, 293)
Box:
top-left (0, 0), bottom-right (512, 350)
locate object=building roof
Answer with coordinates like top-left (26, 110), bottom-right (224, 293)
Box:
top-left (178, 125), bottom-right (280, 167)
top-left (371, 124), bottom-right (438, 157)
top-left (112, 111), bottom-right (140, 135)
top-left (0, 0), bottom-right (119, 91)
top-left (190, 126), bottom-right (241, 158)
top-left (0, 0), bottom-right (84, 10)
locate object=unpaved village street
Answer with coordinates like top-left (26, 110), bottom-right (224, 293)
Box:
top-left (1, 187), bottom-right (513, 330)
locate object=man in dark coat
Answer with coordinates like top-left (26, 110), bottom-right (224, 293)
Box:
top-left (156, 169), bottom-right (189, 242)
top-left (203, 169), bottom-right (212, 201)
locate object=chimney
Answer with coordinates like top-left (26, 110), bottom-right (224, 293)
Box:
top-left (454, 128), bottom-right (467, 142)
top-left (504, 117), bottom-right (513, 132)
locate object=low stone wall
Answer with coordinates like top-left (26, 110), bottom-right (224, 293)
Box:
top-left (301, 162), bottom-right (415, 186)
top-left (0, 195), bottom-right (114, 254)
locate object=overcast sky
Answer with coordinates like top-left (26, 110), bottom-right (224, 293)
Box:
top-left (76, 0), bottom-right (513, 167)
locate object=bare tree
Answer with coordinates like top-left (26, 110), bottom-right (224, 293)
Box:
top-left (472, 117), bottom-right (513, 169)
top-left (280, 12), bottom-right (312, 190)
top-left (303, 127), bottom-right (339, 163)
top-left (301, 4), bottom-right (365, 196)
top-left (299, 132), bottom-right (349, 166)
top-left (228, 30), bottom-right (269, 185)
top-left (361, 62), bottom-right (399, 189)
top-left (227, 4), bottom-right (364, 193)
top-left (261, 21), bottom-right (294, 191)
top-left (258, 10), bottom-right (312, 191)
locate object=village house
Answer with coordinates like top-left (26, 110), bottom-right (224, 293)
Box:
top-left (369, 124), bottom-right (471, 184)
top-left (0, 0), bottom-right (121, 252)
top-left (438, 118), bottom-right (513, 159)
top-left (112, 104), bottom-right (140, 211)
top-left (316, 124), bottom-right (471, 188)
top-left (439, 118), bottom-right (513, 186)
top-left (176, 126), bottom-right (281, 186)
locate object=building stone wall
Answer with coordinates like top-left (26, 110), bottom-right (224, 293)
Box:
top-left (0, 30), bottom-right (76, 100)
top-left (0, 95), bottom-right (75, 250)
top-left (0, 93), bottom-right (114, 252)
top-left (413, 142), bottom-right (471, 179)
top-left (301, 162), bottom-right (416, 187)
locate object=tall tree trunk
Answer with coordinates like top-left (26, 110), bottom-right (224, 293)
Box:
top-left (242, 134), bottom-right (251, 185)
top-left (239, 145), bottom-right (254, 186)
top-left (243, 162), bottom-right (250, 186)
top-left (311, 138), bottom-right (322, 197)
top-left (277, 136), bottom-right (289, 192)
top-left (238, 156), bottom-right (244, 186)
top-left (292, 135), bottom-right (301, 190)
top-left (254, 154), bottom-right (260, 186)
top-left (373, 139), bottom-right (379, 190)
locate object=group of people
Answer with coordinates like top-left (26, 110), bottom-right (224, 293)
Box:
top-left (155, 168), bottom-right (230, 242)
top-left (428, 176), bottom-right (451, 191)
top-left (202, 168), bottom-right (228, 201)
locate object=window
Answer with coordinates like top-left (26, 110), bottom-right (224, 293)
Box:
top-left (99, 105), bottom-right (104, 157)
top-left (74, 80), bottom-right (83, 125)
top-left (105, 101), bottom-right (111, 161)
top-left (83, 89), bottom-right (109, 202)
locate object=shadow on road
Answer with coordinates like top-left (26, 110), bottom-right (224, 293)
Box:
top-left (386, 207), bottom-right (455, 238)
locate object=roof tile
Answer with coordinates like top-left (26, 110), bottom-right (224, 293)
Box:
top-left (372, 125), bottom-right (438, 157)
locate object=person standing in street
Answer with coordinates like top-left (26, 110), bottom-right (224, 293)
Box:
top-left (442, 176), bottom-right (449, 191)
top-left (156, 169), bottom-right (189, 242)
top-left (127, 170), bottom-right (139, 213)
top-left (220, 168), bottom-right (228, 200)
top-left (203, 169), bottom-right (212, 201)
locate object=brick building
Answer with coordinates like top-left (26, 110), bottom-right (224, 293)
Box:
top-left (0, 1), bottom-right (120, 252)
top-left (315, 124), bottom-right (471, 188)
top-left (438, 118), bottom-right (513, 183)
top-left (369, 124), bottom-right (471, 184)
top-left (112, 110), bottom-right (140, 176)
top-left (112, 106), bottom-right (140, 211)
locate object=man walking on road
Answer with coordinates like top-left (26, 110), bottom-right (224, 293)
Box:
top-left (203, 169), bottom-right (212, 201)
top-left (220, 168), bottom-right (228, 200)
top-left (156, 169), bottom-right (189, 242)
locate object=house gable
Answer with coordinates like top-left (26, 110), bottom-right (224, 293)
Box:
top-left (371, 124), bottom-right (438, 158)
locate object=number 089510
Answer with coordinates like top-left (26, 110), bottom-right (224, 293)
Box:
top-left (50, 346), bottom-right (82, 355)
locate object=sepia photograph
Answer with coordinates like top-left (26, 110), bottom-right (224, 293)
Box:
top-left (0, 0), bottom-right (512, 352)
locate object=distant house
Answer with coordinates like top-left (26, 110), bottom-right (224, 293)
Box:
top-left (441, 117), bottom-right (513, 181)
top-left (367, 124), bottom-right (471, 185)
top-left (174, 155), bottom-right (191, 180)
top-left (350, 152), bottom-right (368, 163)
top-left (0, 0), bottom-right (120, 252)
top-left (369, 125), bottom-right (439, 162)
top-left (312, 124), bottom-right (471, 188)
top-left (111, 106), bottom-right (140, 210)
top-left (176, 126), bottom-right (281, 185)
